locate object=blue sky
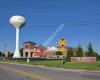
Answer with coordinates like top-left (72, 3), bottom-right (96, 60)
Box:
top-left (0, 0), bottom-right (100, 53)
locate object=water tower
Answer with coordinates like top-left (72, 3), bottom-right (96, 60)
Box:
top-left (10, 15), bottom-right (26, 58)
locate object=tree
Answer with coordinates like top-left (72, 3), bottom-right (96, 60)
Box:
top-left (67, 47), bottom-right (74, 57)
top-left (0, 51), bottom-right (2, 57)
top-left (97, 55), bottom-right (100, 61)
top-left (76, 44), bottom-right (84, 57)
top-left (8, 52), bottom-right (13, 58)
top-left (39, 44), bottom-right (46, 50)
top-left (20, 48), bottom-right (23, 57)
top-left (65, 47), bottom-right (74, 62)
top-left (86, 42), bottom-right (96, 57)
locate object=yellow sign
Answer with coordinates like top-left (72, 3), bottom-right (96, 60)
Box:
top-left (59, 38), bottom-right (67, 47)
top-left (60, 47), bottom-right (66, 53)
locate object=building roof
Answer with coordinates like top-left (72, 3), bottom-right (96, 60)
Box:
top-left (23, 41), bottom-right (36, 45)
top-left (45, 46), bottom-right (59, 52)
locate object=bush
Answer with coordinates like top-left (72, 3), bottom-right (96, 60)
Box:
top-left (96, 55), bottom-right (100, 61)
top-left (65, 57), bottom-right (71, 62)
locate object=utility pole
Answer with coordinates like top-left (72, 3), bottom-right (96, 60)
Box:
top-left (4, 43), bottom-right (8, 60)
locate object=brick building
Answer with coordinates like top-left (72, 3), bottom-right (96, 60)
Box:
top-left (23, 41), bottom-right (45, 58)
top-left (23, 41), bottom-right (67, 58)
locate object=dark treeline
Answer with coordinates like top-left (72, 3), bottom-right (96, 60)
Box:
top-left (65, 42), bottom-right (100, 61)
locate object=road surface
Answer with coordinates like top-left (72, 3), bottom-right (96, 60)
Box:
top-left (0, 63), bottom-right (100, 80)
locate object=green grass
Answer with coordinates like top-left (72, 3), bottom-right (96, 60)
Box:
top-left (0, 59), bottom-right (100, 70)
top-left (29, 61), bottom-right (100, 70)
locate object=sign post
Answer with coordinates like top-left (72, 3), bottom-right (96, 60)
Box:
top-left (58, 38), bottom-right (67, 64)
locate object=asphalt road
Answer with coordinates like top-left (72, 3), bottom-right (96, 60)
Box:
top-left (0, 63), bottom-right (100, 80)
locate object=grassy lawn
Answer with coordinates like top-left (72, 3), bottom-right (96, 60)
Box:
top-left (0, 59), bottom-right (100, 70)
top-left (29, 60), bottom-right (100, 70)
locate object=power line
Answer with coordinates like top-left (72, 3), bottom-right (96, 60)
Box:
top-left (66, 22), bottom-right (100, 27)
top-left (0, 20), bottom-right (100, 31)
top-left (0, 22), bottom-right (100, 27)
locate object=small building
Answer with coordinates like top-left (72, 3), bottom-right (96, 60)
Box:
top-left (44, 50), bottom-right (56, 58)
top-left (23, 41), bottom-right (45, 58)
top-left (44, 46), bottom-right (67, 58)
